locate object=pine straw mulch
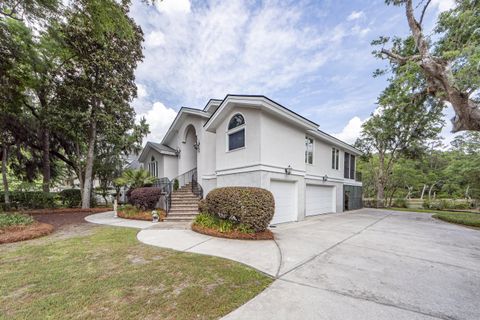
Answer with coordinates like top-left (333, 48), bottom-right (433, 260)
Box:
top-left (191, 223), bottom-right (274, 240)
top-left (0, 222), bottom-right (54, 244)
top-left (117, 209), bottom-right (166, 221)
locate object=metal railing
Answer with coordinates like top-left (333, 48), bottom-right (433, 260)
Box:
top-left (165, 168), bottom-right (204, 213)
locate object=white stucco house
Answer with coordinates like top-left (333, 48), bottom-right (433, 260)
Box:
top-left (138, 95), bottom-right (362, 224)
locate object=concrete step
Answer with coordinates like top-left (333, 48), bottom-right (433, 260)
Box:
top-left (171, 200), bottom-right (199, 205)
top-left (170, 204), bottom-right (199, 209)
top-left (169, 210), bottom-right (198, 215)
top-left (171, 196), bottom-right (200, 200)
top-left (167, 212), bottom-right (198, 217)
top-left (165, 215), bottom-right (197, 222)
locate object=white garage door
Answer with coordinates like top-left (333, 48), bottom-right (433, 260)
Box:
top-left (306, 185), bottom-right (335, 216)
top-left (270, 180), bottom-right (297, 224)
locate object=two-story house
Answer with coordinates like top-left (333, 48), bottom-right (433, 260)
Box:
top-left (138, 95), bottom-right (362, 224)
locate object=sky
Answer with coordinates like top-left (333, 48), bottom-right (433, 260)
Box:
top-left (128, 0), bottom-right (456, 145)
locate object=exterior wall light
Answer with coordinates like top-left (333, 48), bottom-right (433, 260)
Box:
top-left (323, 174), bottom-right (328, 182)
top-left (175, 148), bottom-right (181, 156)
top-left (285, 165), bottom-right (292, 175)
top-left (194, 141), bottom-right (200, 152)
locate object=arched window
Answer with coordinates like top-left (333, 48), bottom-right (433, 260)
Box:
top-left (228, 114), bottom-right (245, 130)
top-left (227, 114), bottom-right (245, 151)
top-left (148, 156), bottom-right (158, 177)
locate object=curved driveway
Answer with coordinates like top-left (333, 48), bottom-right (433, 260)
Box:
top-left (86, 209), bottom-right (480, 320)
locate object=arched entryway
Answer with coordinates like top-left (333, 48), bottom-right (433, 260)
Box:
top-left (180, 124), bottom-right (198, 174)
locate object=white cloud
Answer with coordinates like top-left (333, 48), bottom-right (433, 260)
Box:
top-left (133, 0), bottom-right (349, 106)
top-left (145, 31), bottom-right (166, 48)
top-left (347, 11), bottom-right (364, 21)
top-left (155, 0), bottom-right (191, 15)
top-left (333, 116), bottom-right (365, 144)
top-left (431, 0), bottom-right (455, 13)
top-left (136, 102), bottom-right (177, 143)
top-left (136, 83), bottom-right (148, 99)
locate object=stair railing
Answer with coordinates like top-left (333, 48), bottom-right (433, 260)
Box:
top-left (153, 177), bottom-right (172, 213)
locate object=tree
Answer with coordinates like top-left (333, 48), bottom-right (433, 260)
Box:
top-left (356, 61), bottom-right (444, 206)
top-left (374, 0), bottom-right (480, 132)
top-left (56, 0), bottom-right (146, 208)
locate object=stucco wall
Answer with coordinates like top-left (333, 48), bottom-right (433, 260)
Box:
top-left (163, 154), bottom-right (178, 180)
top-left (215, 107), bottom-right (261, 171)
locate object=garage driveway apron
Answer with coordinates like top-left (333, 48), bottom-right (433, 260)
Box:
top-left (86, 209), bottom-right (480, 320)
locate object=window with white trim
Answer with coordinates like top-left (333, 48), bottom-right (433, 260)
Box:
top-left (331, 148), bottom-right (339, 170)
top-left (148, 156), bottom-right (158, 177)
top-left (227, 114), bottom-right (245, 151)
top-left (305, 136), bottom-right (314, 164)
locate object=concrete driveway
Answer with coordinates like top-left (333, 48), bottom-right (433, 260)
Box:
top-left (224, 209), bottom-right (480, 320)
top-left (87, 209), bottom-right (480, 320)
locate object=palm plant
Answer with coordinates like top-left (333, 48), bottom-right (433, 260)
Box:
top-left (114, 169), bottom-right (156, 189)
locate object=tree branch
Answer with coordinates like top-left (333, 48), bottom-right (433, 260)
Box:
top-left (419, 0), bottom-right (432, 26)
top-left (380, 49), bottom-right (421, 65)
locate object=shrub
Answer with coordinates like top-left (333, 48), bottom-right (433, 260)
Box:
top-left (422, 199), bottom-right (431, 209)
top-left (173, 179), bottom-right (179, 191)
top-left (198, 199), bottom-right (207, 213)
top-left (205, 187), bottom-right (274, 232)
top-left (129, 187), bottom-right (162, 210)
top-left (392, 198), bottom-right (407, 208)
top-left (193, 213), bottom-right (254, 234)
top-left (0, 191), bottom-right (56, 209)
top-left (0, 213), bottom-right (35, 228)
top-left (59, 189), bottom-right (82, 208)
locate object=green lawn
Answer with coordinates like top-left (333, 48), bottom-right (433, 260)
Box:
top-left (386, 207), bottom-right (480, 228)
top-left (0, 227), bottom-right (272, 320)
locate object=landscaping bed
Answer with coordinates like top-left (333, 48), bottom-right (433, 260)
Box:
top-left (0, 213), bottom-right (54, 244)
top-left (0, 227), bottom-right (272, 319)
top-left (386, 207), bottom-right (480, 229)
top-left (117, 204), bottom-right (166, 221)
top-left (192, 223), bottom-right (274, 240)
top-left (192, 213), bottom-right (274, 240)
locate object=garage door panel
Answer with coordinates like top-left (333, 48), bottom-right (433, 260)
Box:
top-left (306, 185), bottom-right (335, 216)
top-left (270, 180), bottom-right (297, 225)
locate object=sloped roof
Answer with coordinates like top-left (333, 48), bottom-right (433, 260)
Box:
top-left (138, 141), bottom-right (177, 163)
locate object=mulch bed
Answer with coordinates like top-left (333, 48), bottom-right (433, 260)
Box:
top-left (0, 222), bottom-right (54, 244)
top-left (117, 210), bottom-right (166, 221)
top-left (191, 223), bottom-right (274, 240)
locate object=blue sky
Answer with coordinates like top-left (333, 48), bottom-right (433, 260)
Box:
top-left (129, 0), bottom-right (456, 144)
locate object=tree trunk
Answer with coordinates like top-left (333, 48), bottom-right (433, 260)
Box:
top-left (42, 129), bottom-right (51, 193)
top-left (82, 119), bottom-right (97, 209)
top-left (420, 184), bottom-right (427, 199)
top-left (376, 152), bottom-right (386, 207)
top-left (2, 144), bottom-right (9, 206)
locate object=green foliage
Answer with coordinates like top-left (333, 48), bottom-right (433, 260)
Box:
top-left (0, 212), bottom-right (34, 228)
top-left (193, 213), bottom-right (254, 234)
top-left (173, 179), bottom-right (179, 191)
top-left (115, 169), bottom-right (156, 189)
top-left (58, 189), bottom-right (81, 208)
top-left (0, 191), bottom-right (56, 209)
top-left (118, 204), bottom-right (142, 217)
top-left (392, 198), bottom-right (407, 208)
top-left (205, 187), bottom-right (275, 232)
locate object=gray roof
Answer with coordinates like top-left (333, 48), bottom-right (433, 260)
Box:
top-left (150, 142), bottom-right (176, 153)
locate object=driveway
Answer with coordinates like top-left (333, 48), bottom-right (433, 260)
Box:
top-left (224, 209), bottom-right (480, 320)
top-left (87, 209), bottom-right (480, 320)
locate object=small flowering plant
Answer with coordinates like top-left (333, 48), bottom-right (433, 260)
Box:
top-left (152, 210), bottom-right (159, 222)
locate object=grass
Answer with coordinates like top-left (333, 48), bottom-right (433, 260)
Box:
top-left (0, 213), bottom-right (34, 228)
top-left (386, 207), bottom-right (480, 228)
top-left (432, 211), bottom-right (480, 228)
top-left (0, 227), bottom-right (272, 319)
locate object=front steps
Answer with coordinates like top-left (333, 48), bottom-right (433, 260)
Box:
top-left (165, 184), bottom-right (200, 222)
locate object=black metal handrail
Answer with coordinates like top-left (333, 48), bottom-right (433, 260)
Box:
top-left (191, 171), bottom-right (203, 199)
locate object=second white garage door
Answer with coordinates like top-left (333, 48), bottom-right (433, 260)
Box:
top-left (306, 185), bottom-right (335, 216)
top-left (270, 180), bottom-right (297, 224)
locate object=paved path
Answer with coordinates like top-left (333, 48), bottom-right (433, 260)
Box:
top-left (86, 209), bottom-right (480, 320)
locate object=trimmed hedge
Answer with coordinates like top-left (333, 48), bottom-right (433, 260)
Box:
top-left (59, 189), bottom-right (82, 208)
top-left (0, 191), bottom-right (56, 209)
top-left (129, 187), bottom-right (162, 210)
top-left (198, 199), bottom-right (207, 213)
top-left (205, 187), bottom-right (275, 232)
